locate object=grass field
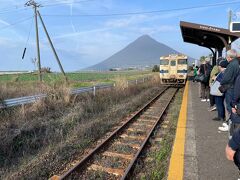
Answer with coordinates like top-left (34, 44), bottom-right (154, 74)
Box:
top-left (0, 70), bottom-right (156, 99)
top-left (0, 71), bottom-right (153, 83)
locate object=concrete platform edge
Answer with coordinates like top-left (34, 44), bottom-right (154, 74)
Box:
top-left (184, 81), bottom-right (199, 180)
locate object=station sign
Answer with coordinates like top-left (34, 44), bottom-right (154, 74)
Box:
top-left (199, 25), bottom-right (221, 32)
top-left (230, 22), bottom-right (240, 32)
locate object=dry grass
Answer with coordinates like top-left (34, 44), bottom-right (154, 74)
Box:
top-left (0, 80), bottom-right (71, 100)
top-left (0, 82), bottom-right (40, 100)
top-left (114, 76), bottom-right (129, 90)
top-left (0, 78), bottom-right (162, 179)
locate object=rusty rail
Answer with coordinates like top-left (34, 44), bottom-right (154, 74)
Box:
top-left (51, 86), bottom-right (178, 180)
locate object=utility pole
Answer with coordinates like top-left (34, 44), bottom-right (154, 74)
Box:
top-left (37, 11), bottom-right (68, 82)
top-left (228, 10), bottom-right (233, 50)
top-left (25, 0), bottom-right (42, 82)
top-left (229, 9), bottom-right (232, 30)
top-left (25, 0), bottom-right (68, 83)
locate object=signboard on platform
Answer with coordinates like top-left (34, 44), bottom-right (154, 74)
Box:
top-left (230, 22), bottom-right (240, 32)
top-left (199, 25), bottom-right (221, 32)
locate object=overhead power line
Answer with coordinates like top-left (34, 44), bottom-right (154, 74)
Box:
top-left (0, 16), bottom-right (33, 32)
top-left (0, 4), bottom-right (23, 12)
top-left (24, 16), bottom-right (34, 48)
top-left (0, 0), bottom-right (94, 14)
top-left (41, 0), bottom-right (240, 17)
top-left (0, 8), bottom-right (29, 15)
top-left (42, 0), bottom-right (97, 7)
top-left (0, 1), bottom-right (31, 15)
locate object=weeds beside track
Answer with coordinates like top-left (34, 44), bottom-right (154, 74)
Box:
top-left (1, 79), bottom-right (163, 179)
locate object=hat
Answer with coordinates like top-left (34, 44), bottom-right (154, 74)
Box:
top-left (218, 60), bottom-right (228, 68)
top-left (205, 57), bottom-right (211, 62)
top-left (217, 57), bottom-right (223, 65)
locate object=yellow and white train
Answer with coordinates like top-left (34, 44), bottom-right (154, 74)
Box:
top-left (159, 54), bottom-right (188, 85)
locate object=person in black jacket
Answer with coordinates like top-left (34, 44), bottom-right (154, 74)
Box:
top-left (225, 55), bottom-right (240, 168)
top-left (229, 72), bottom-right (240, 135)
top-left (226, 128), bottom-right (240, 161)
top-left (199, 58), bottom-right (212, 102)
top-left (220, 49), bottom-right (240, 120)
top-left (226, 128), bottom-right (240, 170)
top-left (232, 72), bottom-right (240, 112)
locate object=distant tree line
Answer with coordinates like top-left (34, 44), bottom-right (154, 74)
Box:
top-left (109, 68), bottom-right (118, 71)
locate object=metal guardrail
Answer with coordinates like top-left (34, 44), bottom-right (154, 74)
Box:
top-left (0, 77), bottom-right (150, 109)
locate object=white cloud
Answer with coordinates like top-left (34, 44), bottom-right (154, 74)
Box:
top-left (52, 27), bottom-right (111, 40)
top-left (0, 19), bottom-right (10, 26)
top-left (105, 15), bottom-right (148, 28)
top-left (137, 25), bottom-right (178, 34)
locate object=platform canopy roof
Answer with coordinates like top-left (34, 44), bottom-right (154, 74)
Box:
top-left (180, 21), bottom-right (240, 51)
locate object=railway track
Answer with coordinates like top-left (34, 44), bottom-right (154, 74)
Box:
top-left (51, 87), bottom-right (178, 180)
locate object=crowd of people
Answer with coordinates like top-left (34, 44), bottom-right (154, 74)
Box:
top-left (193, 49), bottom-right (240, 169)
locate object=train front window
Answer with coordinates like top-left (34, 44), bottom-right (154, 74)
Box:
top-left (160, 59), bottom-right (169, 65)
top-left (170, 60), bottom-right (176, 66)
top-left (178, 59), bottom-right (187, 64)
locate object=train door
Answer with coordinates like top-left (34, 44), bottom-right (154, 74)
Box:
top-left (169, 60), bottom-right (177, 78)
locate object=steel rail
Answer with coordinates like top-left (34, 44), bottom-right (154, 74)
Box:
top-left (121, 88), bottom-right (178, 179)
top-left (55, 87), bottom-right (170, 179)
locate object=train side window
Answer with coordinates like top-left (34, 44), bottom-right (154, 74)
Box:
top-left (178, 59), bottom-right (187, 64)
top-left (160, 60), bottom-right (169, 65)
top-left (170, 60), bottom-right (176, 66)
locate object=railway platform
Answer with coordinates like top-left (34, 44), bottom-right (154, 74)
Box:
top-left (168, 81), bottom-right (239, 180)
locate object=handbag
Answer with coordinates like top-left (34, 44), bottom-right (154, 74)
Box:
top-left (219, 84), bottom-right (232, 93)
top-left (195, 64), bottom-right (209, 83)
top-left (210, 80), bottom-right (223, 96)
top-left (237, 103), bottom-right (240, 116)
top-left (194, 74), bottom-right (205, 82)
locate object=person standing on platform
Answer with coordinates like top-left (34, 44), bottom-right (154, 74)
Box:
top-left (219, 49), bottom-right (240, 131)
top-left (225, 57), bottom-right (240, 169)
top-left (226, 128), bottom-right (240, 170)
top-left (212, 60), bottom-right (228, 121)
top-left (199, 57), bottom-right (212, 102)
top-left (208, 58), bottom-right (220, 111)
top-left (228, 71), bottom-right (240, 135)
top-left (193, 64), bottom-right (198, 82)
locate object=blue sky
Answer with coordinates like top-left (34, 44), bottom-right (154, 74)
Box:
top-left (1, 0), bottom-right (240, 71)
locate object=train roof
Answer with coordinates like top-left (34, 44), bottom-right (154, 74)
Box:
top-left (160, 54), bottom-right (188, 59)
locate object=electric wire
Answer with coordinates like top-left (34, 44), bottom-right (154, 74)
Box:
top-left (42, 0), bottom-right (97, 7)
top-left (0, 4), bottom-right (23, 11)
top-left (0, 8), bottom-right (29, 15)
top-left (24, 16), bottom-right (34, 48)
top-left (22, 16), bottom-right (34, 60)
top-left (0, 16), bottom-right (34, 32)
top-left (0, 1), bottom-right (29, 14)
top-left (41, 0), bottom-right (240, 17)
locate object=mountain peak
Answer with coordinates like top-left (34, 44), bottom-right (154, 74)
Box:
top-left (86, 35), bottom-right (194, 70)
top-left (136, 34), bottom-right (154, 41)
